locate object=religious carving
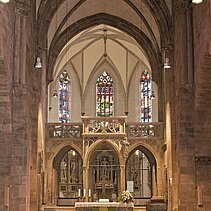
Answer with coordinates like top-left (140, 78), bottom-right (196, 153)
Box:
top-left (121, 139), bottom-right (130, 158)
top-left (195, 156), bottom-right (211, 165)
top-left (91, 151), bottom-right (118, 201)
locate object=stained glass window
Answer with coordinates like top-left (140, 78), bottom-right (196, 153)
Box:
top-left (96, 71), bottom-right (114, 117)
top-left (126, 149), bottom-right (151, 198)
top-left (59, 70), bottom-right (71, 123)
top-left (140, 70), bottom-right (152, 122)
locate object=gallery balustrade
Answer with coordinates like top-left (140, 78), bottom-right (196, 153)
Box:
top-left (46, 117), bottom-right (163, 140)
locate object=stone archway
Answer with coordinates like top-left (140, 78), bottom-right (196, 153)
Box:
top-left (53, 145), bottom-right (83, 205)
top-left (88, 142), bottom-right (120, 202)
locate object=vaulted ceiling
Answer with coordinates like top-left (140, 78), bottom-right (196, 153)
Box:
top-left (36, 0), bottom-right (172, 82)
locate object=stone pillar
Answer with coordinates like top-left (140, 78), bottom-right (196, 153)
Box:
top-left (173, 1), bottom-right (196, 210)
top-left (152, 165), bottom-right (158, 197)
top-left (11, 84), bottom-right (31, 211)
top-left (83, 165), bottom-right (88, 201)
top-left (120, 165), bottom-right (125, 193)
top-left (51, 169), bottom-right (57, 205)
top-left (13, 1), bottom-right (29, 85)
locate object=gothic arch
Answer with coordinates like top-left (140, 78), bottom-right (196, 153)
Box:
top-left (47, 14), bottom-right (161, 84)
top-left (84, 140), bottom-right (123, 167)
top-left (52, 144), bottom-right (83, 170)
top-left (128, 142), bottom-right (159, 165)
top-left (83, 57), bottom-right (126, 116)
top-left (37, 0), bottom-right (171, 52)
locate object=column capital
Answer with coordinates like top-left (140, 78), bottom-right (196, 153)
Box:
top-left (174, 0), bottom-right (192, 15)
top-left (15, 1), bottom-right (30, 16)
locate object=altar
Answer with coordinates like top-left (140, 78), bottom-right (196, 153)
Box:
top-left (75, 202), bottom-right (133, 211)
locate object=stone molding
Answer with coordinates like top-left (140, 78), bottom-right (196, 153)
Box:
top-left (15, 1), bottom-right (30, 16)
top-left (195, 156), bottom-right (211, 165)
top-left (174, 0), bottom-right (191, 15)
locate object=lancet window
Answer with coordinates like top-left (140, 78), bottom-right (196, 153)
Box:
top-left (96, 71), bottom-right (114, 117)
top-left (140, 70), bottom-right (152, 122)
top-left (59, 70), bottom-right (71, 122)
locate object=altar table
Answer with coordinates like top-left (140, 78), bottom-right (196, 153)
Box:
top-left (75, 202), bottom-right (133, 211)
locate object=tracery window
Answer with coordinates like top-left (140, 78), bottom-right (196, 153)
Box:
top-left (59, 150), bottom-right (83, 198)
top-left (96, 71), bottom-right (114, 117)
top-left (126, 149), bottom-right (151, 198)
top-left (59, 70), bottom-right (71, 122)
top-left (140, 70), bottom-right (152, 122)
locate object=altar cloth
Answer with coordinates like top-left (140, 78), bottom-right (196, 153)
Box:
top-left (75, 202), bottom-right (133, 211)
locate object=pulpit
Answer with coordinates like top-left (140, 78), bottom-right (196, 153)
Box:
top-left (75, 202), bottom-right (133, 211)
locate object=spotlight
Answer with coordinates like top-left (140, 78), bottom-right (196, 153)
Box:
top-left (0, 0), bottom-right (10, 3)
top-left (164, 57), bottom-right (171, 69)
top-left (53, 91), bottom-right (58, 98)
top-left (150, 92), bottom-right (155, 100)
top-left (192, 0), bottom-right (203, 4)
top-left (34, 57), bottom-right (42, 68)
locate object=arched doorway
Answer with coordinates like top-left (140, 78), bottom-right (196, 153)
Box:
top-left (53, 146), bottom-right (83, 205)
top-left (89, 143), bottom-right (120, 201)
top-left (126, 146), bottom-right (156, 199)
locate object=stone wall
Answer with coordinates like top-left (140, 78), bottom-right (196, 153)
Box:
top-left (172, 1), bottom-right (196, 210)
top-left (193, 1), bottom-right (211, 210)
top-left (0, 1), bottom-right (40, 211)
top-left (0, 2), bottom-right (15, 211)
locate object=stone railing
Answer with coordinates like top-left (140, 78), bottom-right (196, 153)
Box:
top-left (126, 122), bottom-right (163, 139)
top-left (81, 116), bottom-right (127, 138)
top-left (47, 123), bottom-right (83, 139)
top-left (46, 119), bottom-right (163, 140)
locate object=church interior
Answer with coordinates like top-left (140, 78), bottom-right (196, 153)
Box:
top-left (0, 0), bottom-right (211, 210)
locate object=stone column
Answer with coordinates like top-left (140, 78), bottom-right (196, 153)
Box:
top-left (13, 1), bottom-right (29, 85)
top-left (83, 165), bottom-right (88, 201)
top-left (152, 165), bottom-right (157, 197)
top-left (120, 165), bottom-right (125, 193)
top-left (51, 169), bottom-right (57, 205)
top-left (173, 1), bottom-right (196, 210)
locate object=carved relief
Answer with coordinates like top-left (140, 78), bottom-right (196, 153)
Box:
top-left (195, 156), bottom-right (211, 165)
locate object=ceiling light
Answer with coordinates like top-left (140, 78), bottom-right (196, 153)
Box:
top-left (0, 0), bottom-right (10, 3)
top-left (53, 91), bottom-right (58, 98)
top-left (192, 0), bottom-right (203, 4)
top-left (34, 57), bottom-right (42, 68)
top-left (150, 92), bottom-right (155, 100)
top-left (164, 57), bottom-right (171, 69)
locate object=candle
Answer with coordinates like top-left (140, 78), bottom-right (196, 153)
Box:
top-left (197, 185), bottom-right (203, 206)
top-left (89, 189), bottom-right (91, 197)
top-left (83, 189), bottom-right (86, 197)
top-left (4, 186), bottom-right (9, 207)
top-left (78, 189), bottom-right (81, 197)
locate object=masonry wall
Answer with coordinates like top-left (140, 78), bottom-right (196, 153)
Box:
top-left (0, 1), bottom-right (40, 211)
top-left (193, 1), bottom-right (211, 210)
top-left (173, 1), bottom-right (196, 211)
top-left (0, 2), bottom-right (15, 211)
